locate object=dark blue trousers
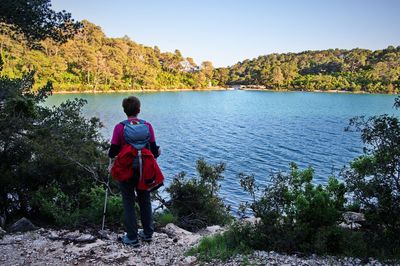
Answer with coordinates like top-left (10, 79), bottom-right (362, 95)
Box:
top-left (119, 176), bottom-right (153, 240)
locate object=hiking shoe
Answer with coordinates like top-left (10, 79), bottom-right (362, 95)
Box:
top-left (121, 234), bottom-right (140, 247)
top-left (138, 230), bottom-right (152, 242)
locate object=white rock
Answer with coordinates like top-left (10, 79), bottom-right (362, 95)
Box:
top-left (74, 234), bottom-right (96, 243)
top-left (243, 217), bottom-right (261, 225)
top-left (64, 230), bottom-right (80, 239)
top-left (181, 255), bottom-right (197, 265)
top-left (48, 231), bottom-right (59, 240)
top-left (67, 239), bottom-right (106, 254)
top-left (155, 257), bottom-right (169, 265)
top-left (98, 229), bottom-right (111, 239)
top-left (163, 223), bottom-right (200, 245)
top-left (199, 225), bottom-right (225, 235)
top-left (343, 211), bottom-right (365, 223)
top-left (338, 222), bottom-right (362, 229)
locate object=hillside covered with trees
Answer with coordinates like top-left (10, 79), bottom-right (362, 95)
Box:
top-left (214, 46), bottom-right (400, 93)
top-left (1, 18), bottom-right (399, 93)
top-left (0, 20), bottom-right (214, 92)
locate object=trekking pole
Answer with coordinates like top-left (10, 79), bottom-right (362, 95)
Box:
top-left (102, 158), bottom-right (112, 231)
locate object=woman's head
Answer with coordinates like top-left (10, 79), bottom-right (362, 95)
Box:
top-left (122, 96), bottom-right (141, 117)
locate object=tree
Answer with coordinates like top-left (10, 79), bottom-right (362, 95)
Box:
top-left (186, 57), bottom-right (196, 68)
top-left (213, 67), bottom-right (229, 86)
top-left (201, 61), bottom-right (214, 85)
top-left (343, 96), bottom-right (400, 253)
top-left (0, 0), bottom-right (109, 226)
top-left (218, 47), bottom-right (399, 93)
top-left (0, 71), bottom-right (108, 223)
top-left (0, 0), bottom-right (81, 45)
top-left (270, 66), bottom-right (284, 88)
top-left (0, 18), bottom-right (216, 91)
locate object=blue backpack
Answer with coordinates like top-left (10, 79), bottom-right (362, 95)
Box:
top-left (121, 119), bottom-right (150, 150)
top-left (121, 119), bottom-right (151, 180)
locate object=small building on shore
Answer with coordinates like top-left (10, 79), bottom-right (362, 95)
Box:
top-left (232, 85), bottom-right (266, 90)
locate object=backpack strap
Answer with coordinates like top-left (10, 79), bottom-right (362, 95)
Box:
top-left (138, 150), bottom-right (143, 181)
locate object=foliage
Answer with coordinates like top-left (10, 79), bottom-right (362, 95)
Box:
top-left (244, 164), bottom-right (346, 231)
top-left (0, 0), bottom-right (81, 45)
top-left (342, 96), bottom-right (400, 257)
top-left (166, 159), bottom-right (231, 231)
top-left (0, 20), bottom-right (214, 91)
top-left (0, 68), bottom-right (110, 225)
top-left (30, 185), bottom-right (123, 227)
top-left (216, 47), bottom-right (400, 93)
top-left (187, 222), bottom-right (253, 262)
top-left (153, 210), bottom-right (177, 228)
top-left (0, 0), bottom-right (118, 228)
top-left (80, 186), bottom-right (123, 226)
top-left (235, 164), bottom-right (362, 256)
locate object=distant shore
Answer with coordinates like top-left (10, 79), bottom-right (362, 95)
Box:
top-left (50, 86), bottom-right (397, 95)
top-left (239, 88), bottom-right (369, 94)
top-left (235, 87), bottom-right (398, 94)
top-left (51, 86), bottom-right (231, 94)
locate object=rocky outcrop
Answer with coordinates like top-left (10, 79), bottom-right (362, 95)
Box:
top-left (339, 211), bottom-right (366, 229)
top-left (8, 217), bottom-right (37, 233)
top-left (343, 211), bottom-right (365, 223)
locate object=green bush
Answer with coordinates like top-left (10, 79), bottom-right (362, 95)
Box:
top-left (0, 68), bottom-right (109, 226)
top-left (32, 185), bottom-right (81, 226)
top-left (31, 185), bottom-right (123, 227)
top-left (166, 159), bottom-right (232, 231)
top-left (80, 186), bottom-right (124, 226)
top-left (154, 210), bottom-right (177, 228)
top-left (342, 97), bottom-right (400, 259)
top-left (187, 222), bottom-right (253, 262)
top-left (236, 163), bottom-right (354, 255)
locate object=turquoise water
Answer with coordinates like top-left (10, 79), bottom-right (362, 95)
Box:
top-left (46, 91), bottom-right (398, 208)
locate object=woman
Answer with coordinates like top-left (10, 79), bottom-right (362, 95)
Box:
top-left (109, 95), bottom-right (160, 246)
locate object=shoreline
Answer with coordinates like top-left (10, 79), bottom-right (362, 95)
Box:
top-left (51, 86), bottom-right (231, 94)
top-left (237, 88), bottom-right (398, 95)
top-left (51, 87), bottom-right (398, 95)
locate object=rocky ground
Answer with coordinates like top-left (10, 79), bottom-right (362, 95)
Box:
top-left (0, 223), bottom-right (205, 266)
top-left (0, 219), bottom-right (393, 265)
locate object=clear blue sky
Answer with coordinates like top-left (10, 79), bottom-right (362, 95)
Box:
top-left (52, 0), bottom-right (400, 67)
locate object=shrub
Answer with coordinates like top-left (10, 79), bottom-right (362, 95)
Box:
top-left (80, 186), bottom-right (123, 226)
top-left (166, 159), bottom-right (232, 231)
top-left (237, 163), bottom-right (352, 255)
top-left (0, 69), bottom-right (109, 226)
top-left (187, 222), bottom-right (253, 262)
top-left (31, 185), bottom-right (81, 226)
top-left (153, 210), bottom-right (177, 228)
top-left (31, 185), bottom-right (123, 227)
top-left (342, 96), bottom-right (400, 258)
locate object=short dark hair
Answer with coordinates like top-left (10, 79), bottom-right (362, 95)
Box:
top-left (122, 96), bottom-right (141, 117)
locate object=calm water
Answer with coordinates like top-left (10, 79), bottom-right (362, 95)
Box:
top-left (46, 91), bottom-right (398, 209)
